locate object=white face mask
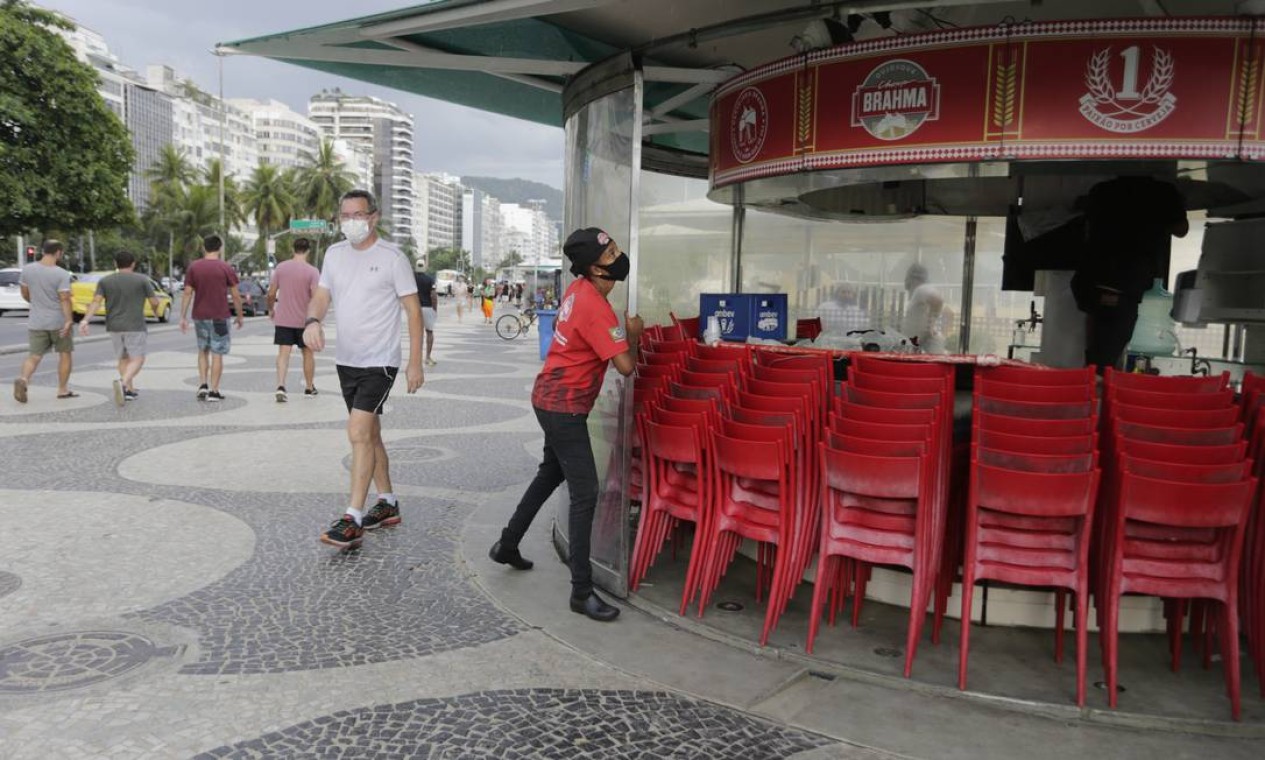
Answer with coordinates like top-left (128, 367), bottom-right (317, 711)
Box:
top-left (340, 218), bottom-right (371, 245)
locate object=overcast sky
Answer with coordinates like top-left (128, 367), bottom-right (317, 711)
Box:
top-left (38, 0), bottom-right (566, 188)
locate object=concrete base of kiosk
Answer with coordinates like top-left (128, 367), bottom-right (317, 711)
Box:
top-left (631, 543), bottom-right (1265, 731)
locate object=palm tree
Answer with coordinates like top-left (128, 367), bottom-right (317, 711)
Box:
top-left (169, 184), bottom-right (221, 261)
top-left (203, 158), bottom-right (246, 231)
top-left (243, 162), bottom-right (294, 248)
top-left (147, 145), bottom-right (195, 206)
top-left (292, 140), bottom-right (356, 223)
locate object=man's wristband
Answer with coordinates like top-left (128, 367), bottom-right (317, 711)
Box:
top-left (305, 317), bottom-right (322, 326)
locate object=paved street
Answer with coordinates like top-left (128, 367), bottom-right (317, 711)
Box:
top-left (0, 300), bottom-right (1262, 759)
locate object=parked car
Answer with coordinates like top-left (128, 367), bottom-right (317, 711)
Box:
top-left (0, 268), bottom-right (29, 316)
top-left (233, 279), bottom-right (269, 317)
top-left (70, 271), bottom-right (173, 323)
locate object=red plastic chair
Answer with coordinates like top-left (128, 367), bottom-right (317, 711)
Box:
top-left (1104, 366), bottom-right (1230, 393)
top-left (959, 463), bottom-right (1100, 706)
top-left (1109, 386), bottom-right (1234, 411)
top-left (852, 356), bottom-right (954, 379)
top-left (976, 377), bottom-right (1095, 404)
top-left (661, 395), bottom-right (722, 428)
top-left (658, 323), bottom-right (687, 342)
top-left (974, 428), bottom-right (1097, 456)
top-left (695, 342), bottom-right (753, 367)
top-left (685, 356), bottom-right (745, 382)
top-left (1100, 472), bottom-right (1257, 719)
top-left (636, 363), bottom-right (680, 382)
top-left (646, 338), bottom-right (695, 357)
top-left (670, 312), bottom-right (701, 341)
top-left (1110, 402), bottom-right (1239, 430)
top-left (633, 418), bottom-right (713, 614)
top-left (641, 351), bottom-right (687, 368)
top-left (808, 443), bottom-right (941, 678)
top-left (678, 370), bottom-right (738, 405)
top-left (975, 394), bottom-right (1096, 421)
top-left (979, 365), bottom-right (1096, 386)
top-left (835, 397), bottom-right (936, 426)
top-left (975, 412), bottom-right (1097, 437)
top-left (973, 446), bottom-right (1097, 474)
top-left (1115, 437), bottom-right (1246, 465)
top-left (697, 429), bottom-right (801, 646)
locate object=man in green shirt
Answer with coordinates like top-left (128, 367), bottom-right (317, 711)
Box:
top-left (79, 251), bottom-right (161, 406)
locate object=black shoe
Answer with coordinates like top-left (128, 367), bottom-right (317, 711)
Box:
top-left (206, 390), bottom-right (224, 402)
top-left (570, 591), bottom-right (620, 622)
top-left (275, 386), bottom-right (287, 403)
top-left (304, 387), bottom-right (318, 398)
top-left (196, 384), bottom-right (209, 400)
top-left (489, 541), bottom-right (534, 570)
top-left (123, 389), bottom-right (139, 401)
top-left (361, 498), bottom-right (401, 530)
top-left (319, 515), bottom-right (364, 549)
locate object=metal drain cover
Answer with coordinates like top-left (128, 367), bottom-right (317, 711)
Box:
top-left (0, 631), bottom-right (171, 694)
top-left (1093, 681), bottom-right (1127, 693)
top-left (873, 647), bottom-right (902, 658)
top-left (716, 601), bottom-right (744, 612)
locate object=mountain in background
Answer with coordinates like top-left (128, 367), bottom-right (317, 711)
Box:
top-left (461, 176), bottom-right (563, 223)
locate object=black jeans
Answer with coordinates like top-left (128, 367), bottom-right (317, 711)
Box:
top-left (502, 407), bottom-right (600, 597)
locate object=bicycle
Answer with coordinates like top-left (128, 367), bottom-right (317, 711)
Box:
top-left (496, 306), bottom-right (537, 340)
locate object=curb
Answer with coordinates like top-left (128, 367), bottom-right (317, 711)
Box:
top-left (0, 322), bottom-right (190, 357)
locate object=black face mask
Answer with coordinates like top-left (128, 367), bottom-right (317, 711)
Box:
top-left (594, 253), bottom-right (630, 282)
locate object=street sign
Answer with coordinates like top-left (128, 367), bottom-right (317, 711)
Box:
top-left (289, 219), bottom-right (328, 232)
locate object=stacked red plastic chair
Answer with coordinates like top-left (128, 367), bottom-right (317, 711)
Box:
top-left (1239, 372), bottom-right (1265, 697)
top-left (806, 357), bottom-right (953, 677)
top-left (960, 364), bottom-right (1100, 705)
top-left (1097, 368), bottom-right (1256, 720)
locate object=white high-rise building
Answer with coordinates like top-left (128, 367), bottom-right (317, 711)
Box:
top-left (57, 18), bottom-right (172, 212)
top-left (415, 172), bottom-right (464, 257)
top-left (229, 98), bottom-right (320, 170)
top-left (330, 139), bottom-right (374, 192)
top-left (146, 65), bottom-right (258, 181)
top-left (461, 188), bottom-right (503, 271)
top-left (309, 90), bottom-right (415, 247)
top-left (500, 199), bottom-right (558, 265)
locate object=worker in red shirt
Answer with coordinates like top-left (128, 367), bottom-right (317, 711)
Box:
top-left (488, 227), bottom-right (643, 622)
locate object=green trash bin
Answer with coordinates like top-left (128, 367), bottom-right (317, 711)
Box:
top-left (536, 309), bottom-right (558, 360)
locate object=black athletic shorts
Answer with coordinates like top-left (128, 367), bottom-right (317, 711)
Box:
top-left (337, 365), bottom-right (398, 415)
top-left (274, 326), bottom-right (307, 348)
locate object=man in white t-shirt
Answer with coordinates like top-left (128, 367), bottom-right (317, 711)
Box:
top-left (303, 189), bottom-right (424, 550)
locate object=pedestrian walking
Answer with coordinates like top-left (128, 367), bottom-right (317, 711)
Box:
top-left (306, 189), bottom-right (424, 550)
top-left (488, 227), bottom-right (643, 622)
top-left (180, 235), bottom-right (243, 402)
top-left (13, 240), bottom-right (76, 402)
top-left (266, 237), bottom-right (321, 401)
top-left (481, 280), bottom-right (495, 324)
top-left (414, 260), bottom-right (438, 366)
top-left (77, 251), bottom-right (162, 405)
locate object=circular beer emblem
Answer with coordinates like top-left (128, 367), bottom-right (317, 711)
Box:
top-left (850, 59), bottom-right (942, 141)
top-left (729, 87), bottom-right (769, 164)
top-left (1078, 45), bottom-right (1177, 134)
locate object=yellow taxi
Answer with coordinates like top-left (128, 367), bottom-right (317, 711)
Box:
top-left (71, 271), bottom-right (173, 323)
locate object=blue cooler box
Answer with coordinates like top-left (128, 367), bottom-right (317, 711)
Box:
top-left (698, 293), bottom-right (788, 342)
top-left (699, 294), bottom-right (751, 341)
top-left (749, 294), bottom-right (788, 342)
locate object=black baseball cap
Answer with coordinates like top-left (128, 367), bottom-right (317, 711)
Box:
top-left (563, 227), bottom-right (615, 275)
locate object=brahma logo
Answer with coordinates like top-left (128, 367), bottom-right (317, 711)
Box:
top-left (730, 87), bottom-right (769, 164)
top-left (851, 59), bottom-right (941, 141)
top-left (1079, 45), bottom-right (1176, 133)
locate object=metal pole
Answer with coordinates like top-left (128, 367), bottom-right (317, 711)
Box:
top-left (88, 229), bottom-right (95, 272)
top-left (958, 216), bottom-right (978, 353)
top-left (730, 185), bottom-right (745, 292)
top-left (217, 51), bottom-right (226, 235)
